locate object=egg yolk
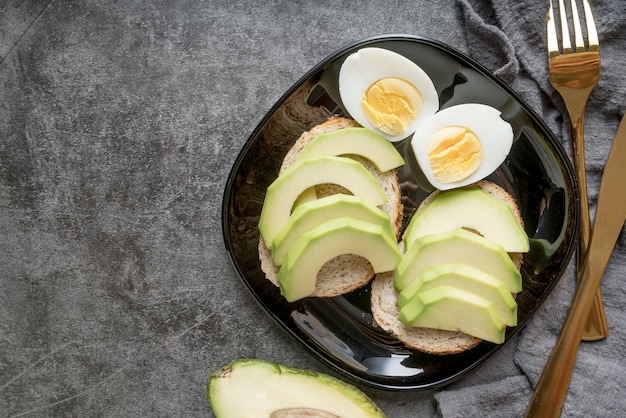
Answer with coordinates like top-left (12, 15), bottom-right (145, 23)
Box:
top-left (361, 78), bottom-right (423, 136)
top-left (427, 126), bottom-right (483, 184)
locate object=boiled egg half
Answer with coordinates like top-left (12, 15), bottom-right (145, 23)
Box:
top-left (410, 103), bottom-right (513, 190)
top-left (339, 47), bottom-right (438, 142)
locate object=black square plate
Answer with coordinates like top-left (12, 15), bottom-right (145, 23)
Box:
top-left (222, 35), bottom-right (579, 391)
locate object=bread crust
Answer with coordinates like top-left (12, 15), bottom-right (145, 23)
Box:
top-left (371, 180), bottom-right (524, 355)
top-left (258, 116), bottom-right (403, 298)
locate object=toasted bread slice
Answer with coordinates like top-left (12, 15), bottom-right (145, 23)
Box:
top-left (371, 180), bottom-right (523, 354)
top-left (259, 116), bottom-right (403, 298)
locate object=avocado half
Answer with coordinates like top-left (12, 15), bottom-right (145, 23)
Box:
top-left (208, 359), bottom-right (385, 417)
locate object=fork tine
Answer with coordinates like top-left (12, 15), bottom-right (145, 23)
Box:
top-left (558, 0), bottom-right (572, 52)
top-left (547, 0), bottom-right (559, 55)
top-left (570, 0), bottom-right (585, 50)
top-left (583, 0), bottom-right (599, 50)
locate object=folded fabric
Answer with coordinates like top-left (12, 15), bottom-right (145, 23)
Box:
top-left (435, 375), bottom-right (532, 418)
top-left (435, 0), bottom-right (626, 416)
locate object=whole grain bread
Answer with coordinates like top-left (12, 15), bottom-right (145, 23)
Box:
top-left (259, 116), bottom-right (403, 298)
top-left (371, 180), bottom-right (524, 354)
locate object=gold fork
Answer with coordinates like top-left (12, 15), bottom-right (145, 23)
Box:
top-left (547, 0), bottom-right (608, 341)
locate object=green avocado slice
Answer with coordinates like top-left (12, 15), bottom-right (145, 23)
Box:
top-left (272, 194), bottom-right (395, 266)
top-left (278, 217), bottom-right (400, 302)
top-left (394, 228), bottom-right (522, 293)
top-left (258, 156), bottom-right (387, 249)
top-left (399, 285), bottom-right (506, 344)
top-left (403, 187), bottom-right (529, 253)
top-left (208, 359), bottom-right (386, 418)
top-left (298, 127), bottom-right (405, 172)
top-left (396, 263), bottom-right (517, 326)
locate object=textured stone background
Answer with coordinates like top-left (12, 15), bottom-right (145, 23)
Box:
top-left (0, 1), bottom-right (467, 416)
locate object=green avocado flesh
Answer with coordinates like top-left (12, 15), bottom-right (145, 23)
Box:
top-left (394, 228), bottom-right (522, 293)
top-left (396, 263), bottom-right (517, 326)
top-left (297, 127), bottom-right (405, 172)
top-left (272, 194), bottom-right (395, 266)
top-left (258, 156), bottom-right (387, 249)
top-left (278, 217), bottom-right (401, 302)
top-left (403, 187), bottom-right (529, 253)
top-left (399, 286), bottom-right (506, 344)
top-left (208, 359), bottom-right (386, 418)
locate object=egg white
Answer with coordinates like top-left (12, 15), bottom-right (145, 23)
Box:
top-left (410, 103), bottom-right (514, 190)
top-left (338, 47), bottom-right (439, 143)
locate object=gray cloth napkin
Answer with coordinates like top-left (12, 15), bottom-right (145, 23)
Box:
top-left (434, 0), bottom-right (626, 417)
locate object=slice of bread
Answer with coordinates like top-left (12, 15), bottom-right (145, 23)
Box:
top-left (371, 180), bottom-right (524, 354)
top-left (258, 116), bottom-right (403, 298)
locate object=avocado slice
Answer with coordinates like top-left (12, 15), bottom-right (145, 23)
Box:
top-left (278, 217), bottom-right (401, 302)
top-left (394, 228), bottom-right (522, 293)
top-left (259, 156), bottom-right (387, 249)
top-left (399, 285), bottom-right (506, 344)
top-left (403, 187), bottom-right (529, 253)
top-left (297, 127), bottom-right (405, 172)
top-left (208, 359), bottom-right (386, 418)
top-left (272, 194), bottom-right (395, 266)
top-left (396, 263), bottom-right (517, 326)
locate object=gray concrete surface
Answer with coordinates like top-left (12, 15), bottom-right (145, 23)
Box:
top-left (0, 1), bottom-right (467, 416)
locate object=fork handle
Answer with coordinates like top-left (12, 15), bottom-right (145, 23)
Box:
top-left (570, 112), bottom-right (610, 341)
top-left (571, 113), bottom-right (591, 255)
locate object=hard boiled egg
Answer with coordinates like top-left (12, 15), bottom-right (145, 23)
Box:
top-left (339, 47), bottom-right (438, 143)
top-left (410, 103), bottom-right (513, 190)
